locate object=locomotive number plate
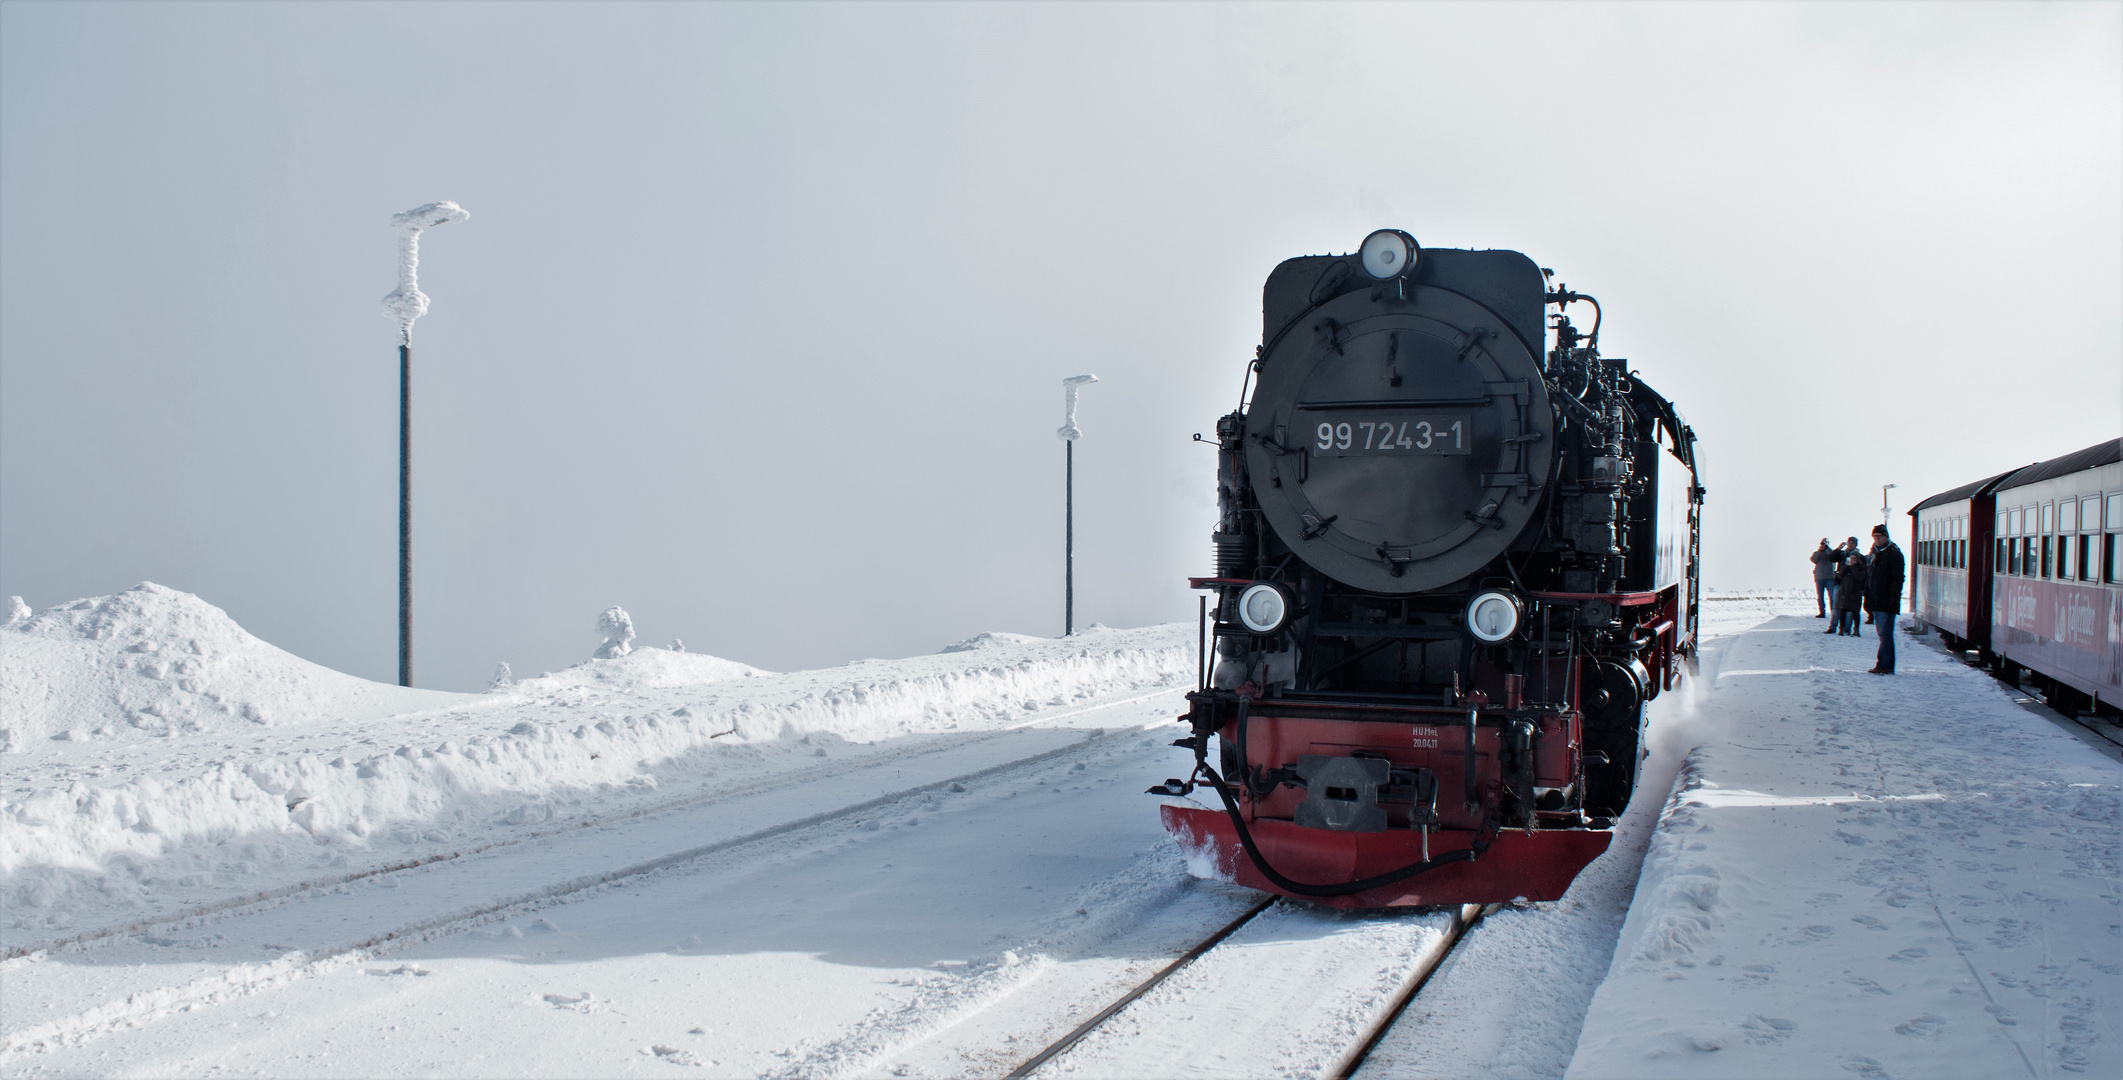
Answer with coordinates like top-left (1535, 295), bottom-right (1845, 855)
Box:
top-left (1311, 415), bottom-right (1471, 456)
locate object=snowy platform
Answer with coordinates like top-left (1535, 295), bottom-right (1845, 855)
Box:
top-left (1569, 617), bottom-right (2121, 1079)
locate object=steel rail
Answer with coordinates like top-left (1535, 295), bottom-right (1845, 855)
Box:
top-left (1004, 895), bottom-right (1277, 1079)
top-left (1005, 898), bottom-right (1495, 1080)
top-left (1331, 902), bottom-right (1497, 1079)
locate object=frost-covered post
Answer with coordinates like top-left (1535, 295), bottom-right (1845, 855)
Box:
top-left (380, 201), bottom-right (469, 687)
top-left (1057, 374), bottom-right (1098, 636)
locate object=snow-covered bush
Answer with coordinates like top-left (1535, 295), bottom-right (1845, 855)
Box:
top-left (489, 662), bottom-right (514, 691)
top-left (594, 607), bottom-right (635, 659)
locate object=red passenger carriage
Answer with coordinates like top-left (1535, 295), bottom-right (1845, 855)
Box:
top-left (1911, 439), bottom-right (2122, 716)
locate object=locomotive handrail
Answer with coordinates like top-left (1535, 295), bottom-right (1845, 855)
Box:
top-left (1311, 622), bottom-right (1463, 640)
top-left (1296, 396), bottom-right (1493, 410)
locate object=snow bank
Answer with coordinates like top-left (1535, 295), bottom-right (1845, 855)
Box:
top-left (938, 631), bottom-right (1044, 654)
top-left (0, 584), bottom-right (460, 752)
top-left (0, 587), bottom-right (1191, 944)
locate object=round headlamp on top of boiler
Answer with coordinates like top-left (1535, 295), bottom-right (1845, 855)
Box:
top-left (1234, 581), bottom-right (1294, 635)
top-left (1359, 229), bottom-right (1421, 280)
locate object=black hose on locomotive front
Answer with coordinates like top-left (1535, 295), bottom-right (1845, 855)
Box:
top-left (1194, 758), bottom-right (1493, 899)
top-left (1189, 693), bottom-right (1499, 899)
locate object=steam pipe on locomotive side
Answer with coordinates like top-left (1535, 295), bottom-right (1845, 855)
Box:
top-left (1149, 229), bottom-right (1704, 908)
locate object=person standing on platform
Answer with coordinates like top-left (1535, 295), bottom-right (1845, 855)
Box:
top-left (1811, 539), bottom-right (1837, 618)
top-left (1832, 550), bottom-right (1867, 635)
top-left (1865, 524), bottom-right (1905, 674)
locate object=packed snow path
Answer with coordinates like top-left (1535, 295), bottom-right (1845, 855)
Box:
top-left (1565, 617), bottom-right (2120, 1079)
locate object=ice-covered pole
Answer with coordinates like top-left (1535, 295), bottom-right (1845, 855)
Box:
top-left (382, 201), bottom-right (469, 345)
top-left (1058, 374), bottom-right (1098, 636)
top-left (382, 201), bottom-right (468, 687)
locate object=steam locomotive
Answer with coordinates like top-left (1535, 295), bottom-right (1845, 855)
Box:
top-left (1150, 230), bottom-right (1704, 908)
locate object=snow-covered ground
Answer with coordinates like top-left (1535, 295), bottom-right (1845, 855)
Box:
top-left (1566, 612), bottom-right (2121, 1079)
top-left (2, 584), bottom-right (2115, 1078)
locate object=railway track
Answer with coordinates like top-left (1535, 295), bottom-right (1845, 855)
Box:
top-left (6, 687), bottom-right (1180, 964)
top-left (2, 705), bottom-right (1171, 1058)
top-left (10, 685), bottom-right (1499, 1077)
top-left (1004, 897), bottom-right (1496, 1079)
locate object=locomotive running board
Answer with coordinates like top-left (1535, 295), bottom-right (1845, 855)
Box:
top-left (1161, 804), bottom-right (1611, 910)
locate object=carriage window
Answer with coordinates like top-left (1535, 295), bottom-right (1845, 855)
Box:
top-left (2042, 503), bottom-right (2054, 532)
top-left (2005, 538), bottom-right (2018, 575)
top-left (2009, 508), bottom-right (2022, 535)
top-left (2076, 534), bottom-right (2091, 580)
top-left (2061, 500), bottom-right (2077, 533)
top-left (2086, 497), bottom-right (2104, 531)
top-left (2108, 533), bottom-right (2119, 584)
top-left (2108, 493), bottom-right (2123, 529)
top-left (1958, 539), bottom-right (1966, 569)
top-left (2058, 535), bottom-right (2072, 579)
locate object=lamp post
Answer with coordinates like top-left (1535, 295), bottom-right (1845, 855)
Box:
top-left (1058, 375), bottom-right (1098, 636)
top-left (1881, 483), bottom-right (1897, 530)
top-left (381, 201), bottom-right (469, 687)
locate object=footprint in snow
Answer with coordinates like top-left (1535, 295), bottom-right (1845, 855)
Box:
top-left (1894, 1014), bottom-right (1947, 1039)
top-left (1851, 914), bottom-right (1888, 931)
top-left (1888, 946), bottom-right (1929, 963)
top-left (543, 992), bottom-right (601, 1012)
top-left (1845, 975), bottom-right (1891, 995)
top-left (1840, 1055), bottom-right (1891, 1080)
top-left (1742, 1015), bottom-right (1797, 1044)
top-left (647, 1045), bottom-right (704, 1066)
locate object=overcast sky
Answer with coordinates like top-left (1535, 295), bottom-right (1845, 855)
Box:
top-left (3, 1), bottom-right (2118, 691)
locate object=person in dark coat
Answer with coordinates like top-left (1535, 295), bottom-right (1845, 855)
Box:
top-left (1833, 552), bottom-right (1867, 635)
top-left (1810, 539), bottom-right (1836, 617)
top-left (1864, 524), bottom-right (1905, 673)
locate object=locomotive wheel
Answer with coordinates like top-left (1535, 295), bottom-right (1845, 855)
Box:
top-left (1582, 660), bottom-right (1649, 818)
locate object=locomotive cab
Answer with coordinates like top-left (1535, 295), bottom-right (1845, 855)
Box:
top-left (1155, 230), bottom-right (1703, 908)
